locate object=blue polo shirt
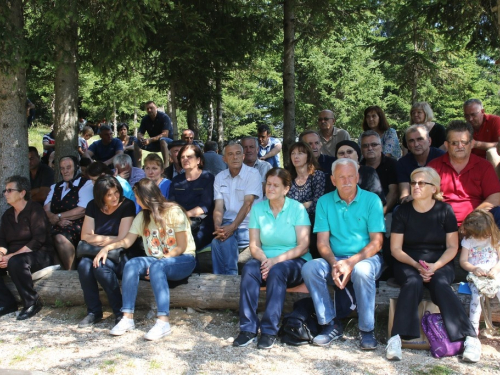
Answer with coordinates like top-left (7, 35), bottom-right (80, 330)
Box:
top-left (139, 111), bottom-right (173, 138)
top-left (88, 138), bottom-right (123, 162)
top-left (314, 188), bottom-right (385, 257)
top-left (396, 147), bottom-right (445, 183)
top-left (249, 197), bottom-right (312, 261)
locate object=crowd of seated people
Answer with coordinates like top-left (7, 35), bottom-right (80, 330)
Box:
top-left (5, 100), bottom-right (500, 363)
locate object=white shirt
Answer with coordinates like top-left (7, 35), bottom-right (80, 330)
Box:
top-left (214, 163), bottom-right (262, 228)
top-left (44, 178), bottom-right (94, 208)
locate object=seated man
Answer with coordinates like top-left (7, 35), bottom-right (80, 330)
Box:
top-left (85, 125), bottom-right (123, 166)
top-left (134, 101), bottom-right (173, 167)
top-left (112, 154), bottom-right (145, 187)
top-left (317, 109), bottom-right (350, 157)
top-left (359, 131), bottom-right (398, 214)
top-left (397, 124), bottom-right (444, 203)
top-left (241, 136), bottom-right (272, 184)
top-left (163, 140), bottom-right (186, 179)
top-left (211, 142), bottom-right (262, 275)
top-left (203, 141), bottom-right (227, 176)
top-left (428, 121), bottom-right (500, 226)
top-left (463, 99), bottom-right (500, 178)
top-left (28, 146), bottom-right (54, 204)
top-left (257, 124), bottom-right (282, 167)
top-left (302, 158), bottom-right (385, 349)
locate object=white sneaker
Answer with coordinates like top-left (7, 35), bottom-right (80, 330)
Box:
top-left (386, 334), bottom-right (402, 361)
top-left (144, 319), bottom-right (171, 341)
top-left (463, 336), bottom-right (481, 363)
top-left (110, 317), bottom-right (135, 336)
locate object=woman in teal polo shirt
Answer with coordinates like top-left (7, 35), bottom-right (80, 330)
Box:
top-left (233, 168), bottom-right (312, 350)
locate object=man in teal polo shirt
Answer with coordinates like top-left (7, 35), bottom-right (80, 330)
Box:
top-left (302, 158), bottom-right (385, 349)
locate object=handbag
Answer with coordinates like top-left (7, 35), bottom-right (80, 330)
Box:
top-left (421, 311), bottom-right (464, 358)
top-left (76, 240), bottom-right (123, 264)
top-left (466, 272), bottom-right (500, 299)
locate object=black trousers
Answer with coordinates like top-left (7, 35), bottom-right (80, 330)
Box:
top-left (0, 252), bottom-right (52, 308)
top-left (391, 260), bottom-right (476, 342)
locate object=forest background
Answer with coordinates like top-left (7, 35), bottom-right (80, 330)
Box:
top-left (1, 0), bottom-right (500, 215)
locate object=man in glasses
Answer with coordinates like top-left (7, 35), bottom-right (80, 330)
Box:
top-left (463, 98), bottom-right (500, 178)
top-left (316, 109), bottom-right (350, 157)
top-left (397, 125), bottom-right (444, 203)
top-left (359, 131), bottom-right (398, 215)
top-left (429, 121), bottom-right (500, 226)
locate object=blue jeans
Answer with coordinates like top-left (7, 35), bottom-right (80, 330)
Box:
top-left (121, 255), bottom-right (196, 316)
top-left (136, 137), bottom-right (173, 152)
top-left (301, 254), bottom-right (383, 332)
top-left (240, 258), bottom-right (306, 335)
top-left (211, 220), bottom-right (249, 275)
top-left (78, 257), bottom-right (122, 316)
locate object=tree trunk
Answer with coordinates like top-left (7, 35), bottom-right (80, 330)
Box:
top-left (186, 98), bottom-right (199, 139)
top-left (113, 100), bottom-right (117, 137)
top-left (0, 0), bottom-right (29, 217)
top-left (208, 99), bottom-right (214, 141)
top-left (53, 0), bottom-right (79, 180)
top-left (169, 81), bottom-right (178, 140)
top-left (283, 0), bottom-right (296, 169)
top-left (216, 76), bottom-right (224, 152)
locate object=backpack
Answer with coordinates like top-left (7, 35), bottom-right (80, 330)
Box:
top-left (421, 311), bottom-right (464, 358)
top-left (279, 298), bottom-right (320, 346)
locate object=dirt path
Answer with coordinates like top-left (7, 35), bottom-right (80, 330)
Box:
top-left (0, 306), bottom-right (499, 375)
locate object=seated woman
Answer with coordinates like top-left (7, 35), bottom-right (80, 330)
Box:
top-left (44, 156), bottom-right (93, 270)
top-left (77, 175), bottom-right (136, 328)
top-left (335, 140), bottom-right (386, 206)
top-left (233, 168), bottom-right (311, 349)
top-left (0, 176), bottom-right (53, 320)
top-left (360, 106), bottom-right (401, 159)
top-left (387, 167), bottom-right (481, 362)
top-left (144, 153), bottom-right (170, 197)
top-left (95, 178), bottom-right (196, 341)
top-left (404, 102), bottom-right (446, 150)
top-left (168, 145), bottom-right (214, 269)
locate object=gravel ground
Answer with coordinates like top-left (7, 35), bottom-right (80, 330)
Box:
top-left (1, 305), bottom-right (499, 375)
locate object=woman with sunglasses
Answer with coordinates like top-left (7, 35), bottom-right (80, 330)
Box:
top-left (386, 167), bottom-right (480, 362)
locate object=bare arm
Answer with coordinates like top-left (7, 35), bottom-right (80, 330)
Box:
top-left (102, 151), bottom-right (124, 166)
top-left (164, 230), bottom-right (188, 257)
top-left (81, 215), bottom-right (134, 246)
top-left (474, 140), bottom-right (498, 151)
top-left (261, 143), bottom-right (282, 159)
top-left (93, 232), bottom-right (139, 267)
top-left (227, 194), bottom-right (255, 233)
top-left (390, 232), bottom-right (420, 269)
top-left (476, 192), bottom-right (500, 211)
top-left (186, 206), bottom-right (205, 218)
top-left (213, 199), bottom-right (224, 230)
top-left (398, 182), bottom-right (412, 203)
top-left (384, 184), bottom-right (399, 214)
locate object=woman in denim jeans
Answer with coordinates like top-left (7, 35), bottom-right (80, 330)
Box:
top-left (95, 178), bottom-right (196, 341)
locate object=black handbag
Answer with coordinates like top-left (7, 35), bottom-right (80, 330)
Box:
top-left (76, 240), bottom-right (123, 263)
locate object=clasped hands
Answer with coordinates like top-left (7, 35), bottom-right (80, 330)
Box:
top-left (260, 258), bottom-right (278, 281)
top-left (472, 266), bottom-right (499, 279)
top-left (213, 224), bottom-right (235, 242)
top-left (417, 261), bottom-right (436, 283)
top-left (331, 259), bottom-right (354, 289)
top-left (0, 253), bottom-right (11, 269)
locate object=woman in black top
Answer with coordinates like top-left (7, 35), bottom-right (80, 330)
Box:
top-left (77, 175), bottom-right (136, 327)
top-left (387, 167), bottom-right (479, 362)
top-left (0, 176), bottom-right (53, 320)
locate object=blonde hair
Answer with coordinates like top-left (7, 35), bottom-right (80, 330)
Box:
top-left (460, 210), bottom-right (500, 251)
top-left (410, 167), bottom-right (443, 201)
top-left (410, 102), bottom-right (434, 124)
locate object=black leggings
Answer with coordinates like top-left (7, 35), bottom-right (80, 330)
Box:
top-left (391, 260), bottom-right (476, 342)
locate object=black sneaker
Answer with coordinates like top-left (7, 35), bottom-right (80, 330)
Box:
top-left (257, 334), bottom-right (277, 349)
top-left (359, 330), bottom-right (378, 350)
top-left (78, 313), bottom-right (103, 328)
top-left (312, 320), bottom-right (343, 346)
top-left (233, 331), bottom-right (257, 347)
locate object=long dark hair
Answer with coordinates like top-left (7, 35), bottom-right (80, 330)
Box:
top-left (93, 175), bottom-right (124, 211)
top-left (288, 141), bottom-right (319, 179)
top-left (362, 106), bottom-right (390, 132)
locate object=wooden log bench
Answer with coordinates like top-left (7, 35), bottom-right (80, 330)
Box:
top-left (3, 269), bottom-right (499, 322)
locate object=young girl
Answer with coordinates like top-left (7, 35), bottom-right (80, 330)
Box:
top-left (460, 209), bottom-right (500, 334)
top-left (78, 126), bottom-right (94, 157)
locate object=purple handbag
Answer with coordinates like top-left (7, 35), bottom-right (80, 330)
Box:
top-left (421, 311), bottom-right (464, 358)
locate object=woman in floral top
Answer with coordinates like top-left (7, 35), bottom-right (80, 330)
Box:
top-left (95, 178), bottom-right (196, 341)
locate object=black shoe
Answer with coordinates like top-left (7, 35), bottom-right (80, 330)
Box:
top-left (0, 304), bottom-right (17, 317)
top-left (78, 313), bottom-right (103, 328)
top-left (233, 331), bottom-right (257, 347)
top-left (17, 299), bottom-right (42, 320)
top-left (257, 334), bottom-right (277, 349)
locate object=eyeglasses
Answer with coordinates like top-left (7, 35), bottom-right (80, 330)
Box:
top-left (410, 181), bottom-right (434, 187)
top-left (361, 143), bottom-right (381, 149)
top-left (318, 117), bottom-right (334, 122)
top-left (337, 149), bottom-right (355, 157)
top-left (448, 140), bottom-right (471, 147)
top-left (2, 189), bottom-right (20, 194)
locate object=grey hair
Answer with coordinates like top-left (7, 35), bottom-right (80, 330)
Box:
top-left (360, 130), bottom-right (381, 142)
top-left (5, 175), bottom-right (30, 201)
top-left (464, 98), bottom-right (483, 108)
top-left (331, 158), bottom-right (359, 175)
top-left (405, 124), bottom-right (429, 141)
top-left (223, 141), bottom-right (243, 156)
top-left (113, 153), bottom-right (133, 169)
top-left (240, 136), bottom-right (259, 148)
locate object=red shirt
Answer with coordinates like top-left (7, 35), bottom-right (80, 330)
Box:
top-left (472, 114), bottom-right (500, 158)
top-left (428, 153), bottom-right (500, 225)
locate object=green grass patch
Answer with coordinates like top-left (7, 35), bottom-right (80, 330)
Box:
top-left (53, 300), bottom-right (72, 308)
top-left (149, 360), bottom-right (162, 370)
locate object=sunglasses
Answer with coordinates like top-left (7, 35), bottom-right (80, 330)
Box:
top-left (2, 188), bottom-right (20, 194)
top-left (410, 181), bottom-right (433, 187)
top-left (317, 117), bottom-right (334, 122)
top-left (361, 143), bottom-right (381, 149)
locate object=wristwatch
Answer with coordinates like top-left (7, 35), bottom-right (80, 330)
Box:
top-left (58, 214), bottom-right (62, 221)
